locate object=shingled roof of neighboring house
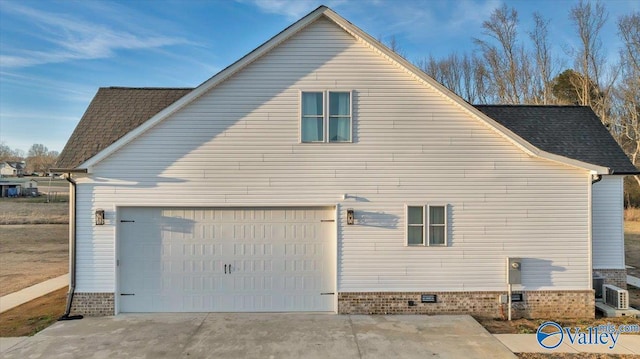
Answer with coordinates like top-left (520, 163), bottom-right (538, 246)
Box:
top-left (474, 105), bottom-right (638, 174)
top-left (56, 87), bottom-right (193, 169)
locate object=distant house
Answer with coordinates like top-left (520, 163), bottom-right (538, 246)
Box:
top-left (0, 179), bottom-right (37, 197)
top-left (56, 6), bottom-right (637, 319)
top-left (0, 162), bottom-right (25, 177)
top-left (0, 181), bottom-right (22, 197)
top-left (22, 179), bottom-right (38, 196)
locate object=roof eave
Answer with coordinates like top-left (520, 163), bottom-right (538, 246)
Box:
top-left (49, 168), bottom-right (88, 173)
top-left (534, 151), bottom-right (610, 174)
top-left (609, 170), bottom-right (640, 175)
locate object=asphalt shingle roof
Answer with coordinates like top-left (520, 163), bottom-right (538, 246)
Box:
top-left (474, 105), bottom-right (638, 174)
top-left (56, 87), bottom-right (192, 169)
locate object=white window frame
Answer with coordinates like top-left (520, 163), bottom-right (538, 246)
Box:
top-left (300, 90), bottom-right (352, 143)
top-left (405, 204), bottom-right (448, 247)
top-left (300, 91), bottom-right (325, 143)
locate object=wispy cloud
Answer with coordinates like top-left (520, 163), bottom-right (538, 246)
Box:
top-left (447, 0), bottom-right (501, 32)
top-left (0, 3), bottom-right (191, 68)
top-left (239, 0), bottom-right (346, 20)
top-left (0, 110), bottom-right (78, 123)
top-left (0, 71), bottom-right (95, 103)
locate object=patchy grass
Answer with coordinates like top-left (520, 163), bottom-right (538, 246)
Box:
top-left (625, 221), bottom-right (640, 276)
top-left (517, 354), bottom-right (638, 358)
top-left (0, 224), bottom-right (68, 296)
top-left (0, 287), bottom-right (67, 337)
top-left (625, 208), bottom-right (640, 222)
top-left (0, 198), bottom-right (68, 224)
top-left (477, 316), bottom-right (640, 335)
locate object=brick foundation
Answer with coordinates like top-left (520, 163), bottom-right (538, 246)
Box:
top-left (70, 290), bottom-right (595, 318)
top-left (70, 292), bottom-right (114, 316)
top-left (338, 290), bottom-right (594, 319)
top-left (593, 269), bottom-right (627, 289)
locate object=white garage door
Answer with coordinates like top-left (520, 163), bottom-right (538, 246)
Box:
top-left (118, 207), bottom-right (335, 312)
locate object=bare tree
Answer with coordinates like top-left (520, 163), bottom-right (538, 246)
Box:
top-left (26, 144), bottom-right (58, 174)
top-left (474, 5), bottom-right (531, 103)
top-left (529, 12), bottom-right (560, 104)
top-left (377, 34), bottom-right (407, 59)
top-left (419, 53), bottom-right (489, 103)
top-left (0, 142), bottom-right (24, 163)
top-left (568, 0), bottom-right (617, 126)
top-left (616, 13), bottom-right (640, 183)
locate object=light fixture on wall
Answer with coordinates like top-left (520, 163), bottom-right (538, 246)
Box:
top-left (95, 209), bottom-right (105, 225)
top-left (347, 209), bottom-right (354, 225)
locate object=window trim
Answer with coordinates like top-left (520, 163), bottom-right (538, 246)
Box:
top-left (300, 91), bottom-right (325, 143)
top-left (299, 90), bottom-right (353, 143)
top-left (427, 204), bottom-right (447, 246)
top-left (406, 205), bottom-right (425, 246)
top-left (405, 204), bottom-right (448, 247)
top-left (327, 91), bottom-right (352, 143)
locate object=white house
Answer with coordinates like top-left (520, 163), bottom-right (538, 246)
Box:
top-left (55, 6), bottom-right (636, 318)
top-left (0, 161), bottom-right (25, 177)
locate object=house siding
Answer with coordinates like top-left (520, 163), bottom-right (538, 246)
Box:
top-left (74, 17), bottom-right (591, 303)
top-left (592, 176), bottom-right (624, 269)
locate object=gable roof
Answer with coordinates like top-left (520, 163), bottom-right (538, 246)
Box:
top-left (58, 6), bottom-right (616, 175)
top-left (56, 87), bottom-right (191, 169)
top-left (474, 105), bottom-right (638, 175)
top-left (2, 162), bottom-right (24, 170)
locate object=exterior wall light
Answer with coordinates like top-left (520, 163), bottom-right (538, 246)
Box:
top-left (95, 209), bottom-right (105, 225)
top-left (347, 209), bottom-right (354, 225)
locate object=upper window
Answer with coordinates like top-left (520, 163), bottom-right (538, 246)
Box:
top-left (406, 205), bottom-right (448, 246)
top-left (301, 91), bottom-right (352, 143)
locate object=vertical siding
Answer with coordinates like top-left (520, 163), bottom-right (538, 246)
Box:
top-left (75, 17), bottom-right (591, 293)
top-left (592, 176), bottom-right (624, 269)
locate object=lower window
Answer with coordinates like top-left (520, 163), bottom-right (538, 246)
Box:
top-left (406, 204), bottom-right (448, 246)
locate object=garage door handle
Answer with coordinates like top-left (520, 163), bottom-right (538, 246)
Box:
top-left (121, 293), bottom-right (135, 296)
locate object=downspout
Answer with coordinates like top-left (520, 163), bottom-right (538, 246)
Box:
top-left (591, 174), bottom-right (603, 184)
top-left (59, 173), bottom-right (83, 321)
top-left (587, 173), bottom-right (604, 303)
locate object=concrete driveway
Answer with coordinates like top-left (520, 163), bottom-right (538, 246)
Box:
top-left (1, 314), bottom-right (515, 358)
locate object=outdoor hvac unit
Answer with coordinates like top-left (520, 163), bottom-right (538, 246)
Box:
top-left (603, 284), bottom-right (629, 310)
top-left (593, 277), bottom-right (605, 299)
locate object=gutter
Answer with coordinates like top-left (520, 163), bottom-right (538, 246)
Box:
top-left (58, 172), bottom-right (84, 321)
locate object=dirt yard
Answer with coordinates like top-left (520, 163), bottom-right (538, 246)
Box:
top-left (0, 224), bottom-right (69, 296)
top-left (0, 197), bottom-right (68, 225)
top-left (625, 221), bottom-right (640, 277)
top-left (0, 196), bottom-right (69, 295)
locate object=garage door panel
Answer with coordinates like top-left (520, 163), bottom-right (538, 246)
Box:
top-left (119, 207), bottom-right (334, 312)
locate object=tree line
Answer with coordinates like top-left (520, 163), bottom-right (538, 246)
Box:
top-left (0, 142), bottom-right (59, 175)
top-left (387, 1), bottom-right (639, 205)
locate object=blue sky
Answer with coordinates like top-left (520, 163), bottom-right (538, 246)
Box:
top-left (0, 0), bottom-right (637, 154)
